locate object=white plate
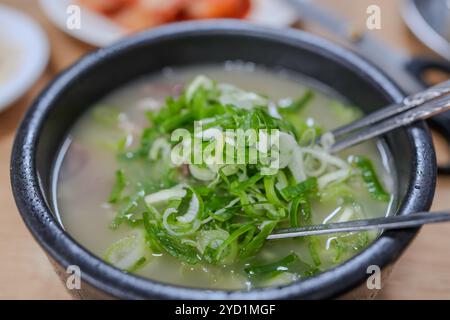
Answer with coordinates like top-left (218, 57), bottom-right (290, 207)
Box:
top-left (39, 0), bottom-right (298, 47)
top-left (0, 5), bottom-right (49, 112)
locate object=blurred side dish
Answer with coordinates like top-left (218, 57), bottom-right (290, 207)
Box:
top-left (77, 0), bottom-right (251, 31)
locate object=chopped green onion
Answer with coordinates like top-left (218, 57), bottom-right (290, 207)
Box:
top-left (245, 253), bottom-right (298, 276)
top-left (290, 196), bottom-right (311, 228)
top-left (263, 176), bottom-right (283, 206)
top-left (353, 156), bottom-right (390, 202)
top-left (143, 212), bottom-right (201, 264)
top-left (104, 229), bottom-right (149, 272)
top-left (108, 169), bottom-right (126, 204)
top-left (281, 177), bottom-right (318, 201)
top-left (240, 221), bottom-right (277, 259)
top-left (144, 185), bottom-right (187, 206)
top-left (102, 75), bottom-right (390, 281)
top-left (279, 90), bottom-right (315, 114)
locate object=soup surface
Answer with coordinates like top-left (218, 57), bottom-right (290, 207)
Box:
top-left (56, 64), bottom-right (395, 290)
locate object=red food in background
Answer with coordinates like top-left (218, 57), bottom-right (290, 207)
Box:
top-left (183, 0), bottom-right (250, 19)
top-left (77, 0), bottom-right (251, 31)
top-left (77, 0), bottom-right (132, 14)
top-left (112, 0), bottom-right (187, 30)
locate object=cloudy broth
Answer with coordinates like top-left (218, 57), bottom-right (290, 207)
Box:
top-left (55, 65), bottom-right (395, 290)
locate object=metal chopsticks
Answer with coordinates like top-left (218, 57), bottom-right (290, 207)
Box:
top-left (267, 212), bottom-right (450, 240)
top-left (327, 80), bottom-right (450, 153)
top-left (266, 81), bottom-right (450, 240)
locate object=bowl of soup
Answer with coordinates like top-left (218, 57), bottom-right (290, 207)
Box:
top-left (11, 20), bottom-right (436, 299)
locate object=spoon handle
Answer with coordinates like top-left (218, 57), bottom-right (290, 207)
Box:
top-left (267, 212), bottom-right (450, 240)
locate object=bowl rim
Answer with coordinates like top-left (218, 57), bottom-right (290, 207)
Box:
top-left (10, 20), bottom-right (436, 299)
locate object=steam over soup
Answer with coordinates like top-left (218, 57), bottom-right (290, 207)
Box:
top-left (55, 65), bottom-right (395, 290)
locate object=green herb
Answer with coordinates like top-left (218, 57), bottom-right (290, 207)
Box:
top-left (104, 229), bottom-right (149, 272)
top-left (281, 177), bottom-right (318, 201)
top-left (108, 169), bottom-right (127, 204)
top-left (245, 253), bottom-right (299, 276)
top-left (101, 75), bottom-right (390, 284)
top-left (308, 236), bottom-right (322, 267)
top-left (279, 90), bottom-right (315, 114)
top-left (214, 224), bottom-right (255, 263)
top-left (110, 190), bottom-right (145, 229)
top-left (245, 253), bottom-right (318, 281)
top-left (143, 212), bottom-right (201, 264)
top-left (290, 196), bottom-right (311, 228)
top-left (240, 221), bottom-right (277, 259)
top-left (353, 156), bottom-right (390, 202)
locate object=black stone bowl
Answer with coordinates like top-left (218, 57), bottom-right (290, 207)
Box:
top-left (10, 21), bottom-right (436, 299)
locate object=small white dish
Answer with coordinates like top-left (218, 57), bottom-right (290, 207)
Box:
top-left (39, 0), bottom-right (298, 48)
top-left (0, 4), bottom-right (50, 112)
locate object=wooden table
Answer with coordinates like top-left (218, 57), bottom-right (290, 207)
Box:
top-left (0, 0), bottom-right (449, 299)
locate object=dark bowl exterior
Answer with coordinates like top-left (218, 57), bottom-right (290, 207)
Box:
top-left (11, 20), bottom-right (436, 299)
